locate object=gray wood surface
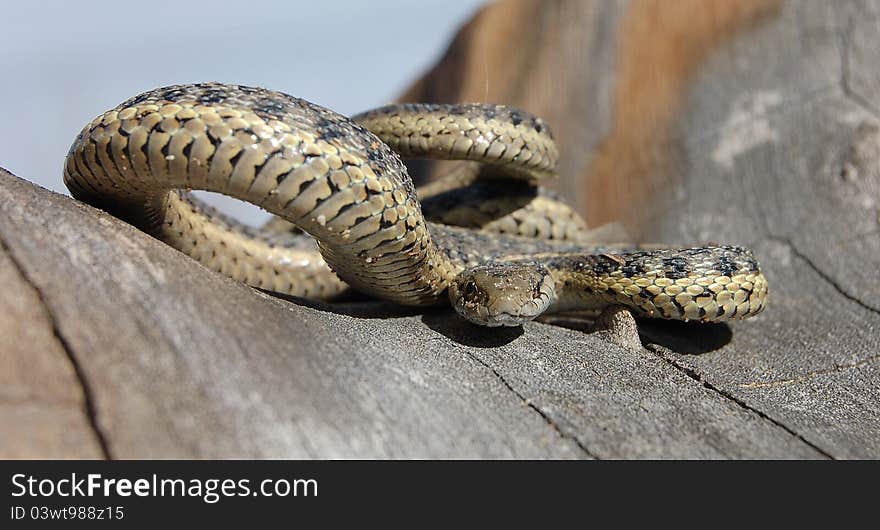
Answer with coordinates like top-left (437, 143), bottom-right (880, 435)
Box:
top-left (1, 0), bottom-right (877, 458)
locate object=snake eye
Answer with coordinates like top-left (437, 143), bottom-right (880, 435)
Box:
top-left (463, 281), bottom-right (478, 297)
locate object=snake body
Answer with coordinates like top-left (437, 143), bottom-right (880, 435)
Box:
top-left (64, 83), bottom-right (767, 326)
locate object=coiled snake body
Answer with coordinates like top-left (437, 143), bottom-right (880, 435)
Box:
top-left (64, 83), bottom-right (767, 326)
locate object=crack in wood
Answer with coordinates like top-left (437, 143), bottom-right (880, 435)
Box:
top-left (0, 234), bottom-right (113, 460)
top-left (738, 354), bottom-right (880, 389)
top-left (453, 345), bottom-right (600, 460)
top-left (838, 20), bottom-right (880, 119)
top-left (773, 236), bottom-right (880, 315)
top-left (644, 344), bottom-right (834, 459)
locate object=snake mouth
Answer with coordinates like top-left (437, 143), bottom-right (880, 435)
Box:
top-left (476, 311), bottom-right (530, 327)
top-left (453, 302), bottom-right (539, 327)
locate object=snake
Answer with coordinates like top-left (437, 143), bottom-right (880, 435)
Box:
top-left (63, 83), bottom-right (767, 327)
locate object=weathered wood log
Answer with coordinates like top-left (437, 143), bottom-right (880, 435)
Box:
top-left (1, 0), bottom-right (877, 458)
top-left (403, 0), bottom-right (880, 458)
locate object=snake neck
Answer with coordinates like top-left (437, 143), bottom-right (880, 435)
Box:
top-left (527, 248), bottom-right (768, 321)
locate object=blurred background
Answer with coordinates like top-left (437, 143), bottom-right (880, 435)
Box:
top-left (0, 0), bottom-right (484, 223)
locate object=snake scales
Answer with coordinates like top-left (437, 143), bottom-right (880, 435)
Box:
top-left (63, 83), bottom-right (767, 326)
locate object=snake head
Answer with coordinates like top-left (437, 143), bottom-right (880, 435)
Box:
top-left (450, 262), bottom-right (557, 327)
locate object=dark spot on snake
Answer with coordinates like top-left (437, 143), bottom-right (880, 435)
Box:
top-left (717, 256), bottom-right (738, 277)
top-left (281, 178), bottom-right (322, 210)
top-left (398, 240), bottom-right (417, 255)
top-left (228, 149), bottom-right (245, 168)
top-left (320, 128), bottom-right (343, 141)
top-left (622, 260), bottom-right (647, 278)
top-left (564, 260), bottom-right (582, 273)
top-left (182, 139), bottom-right (194, 159)
top-left (102, 140), bottom-right (118, 171)
top-left (366, 148), bottom-right (385, 163)
top-left (591, 257), bottom-right (619, 275)
top-left (348, 215), bottom-right (371, 232)
top-left (238, 85), bottom-right (263, 96)
top-left (249, 98), bottom-right (288, 120)
top-left (250, 155), bottom-right (271, 181)
top-left (670, 298), bottom-right (685, 314)
top-left (314, 117), bottom-right (346, 141)
top-left (368, 160), bottom-right (390, 177)
top-left (444, 105), bottom-right (470, 116)
top-left (198, 91), bottom-right (225, 104)
top-left (662, 257), bottom-right (689, 279)
top-left (276, 169), bottom-right (294, 184)
top-left (125, 93), bottom-right (149, 106)
top-left (510, 110), bottom-right (524, 127)
top-left (331, 200), bottom-right (360, 220)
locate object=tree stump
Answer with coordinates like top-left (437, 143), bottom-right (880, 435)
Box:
top-left (2, 0), bottom-right (877, 458)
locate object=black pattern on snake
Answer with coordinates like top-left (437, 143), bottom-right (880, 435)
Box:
top-left (63, 83), bottom-right (767, 326)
